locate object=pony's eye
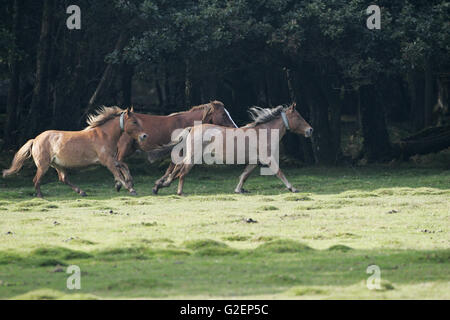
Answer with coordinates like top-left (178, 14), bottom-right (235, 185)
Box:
top-left (133, 121), bottom-right (138, 125)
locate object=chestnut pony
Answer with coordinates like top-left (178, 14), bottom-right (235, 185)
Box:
top-left (115, 100), bottom-right (237, 192)
top-left (152, 103), bottom-right (313, 195)
top-left (2, 107), bottom-right (148, 197)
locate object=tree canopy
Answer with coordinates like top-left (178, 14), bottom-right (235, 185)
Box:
top-left (0, 0), bottom-right (449, 163)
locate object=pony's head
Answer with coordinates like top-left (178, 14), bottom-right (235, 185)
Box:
top-left (202, 101), bottom-right (238, 128)
top-left (122, 107), bottom-right (148, 142)
top-left (284, 103), bottom-right (313, 138)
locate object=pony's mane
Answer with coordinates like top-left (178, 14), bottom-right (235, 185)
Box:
top-left (84, 106), bottom-right (124, 130)
top-left (245, 105), bottom-right (287, 127)
top-left (168, 101), bottom-right (223, 117)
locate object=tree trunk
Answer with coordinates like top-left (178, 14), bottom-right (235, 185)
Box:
top-left (358, 85), bottom-right (392, 161)
top-left (322, 83), bottom-right (343, 163)
top-left (394, 125), bottom-right (450, 159)
top-left (407, 69), bottom-right (425, 130)
top-left (24, 0), bottom-right (52, 141)
top-left (434, 75), bottom-right (449, 126)
top-left (281, 67), bottom-right (315, 163)
top-left (424, 59), bottom-right (433, 127)
top-left (3, 0), bottom-right (21, 150)
top-left (296, 65), bottom-right (335, 165)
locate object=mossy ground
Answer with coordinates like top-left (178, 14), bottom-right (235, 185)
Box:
top-left (0, 154), bottom-right (449, 299)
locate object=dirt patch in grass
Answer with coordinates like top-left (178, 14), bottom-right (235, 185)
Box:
top-left (258, 205), bottom-right (279, 211)
top-left (44, 204), bottom-right (59, 209)
top-left (138, 222), bottom-right (158, 227)
top-left (333, 232), bottom-right (360, 239)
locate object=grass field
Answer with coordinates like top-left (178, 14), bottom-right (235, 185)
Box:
top-left (0, 154), bottom-right (449, 300)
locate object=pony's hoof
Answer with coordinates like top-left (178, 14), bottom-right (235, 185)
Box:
top-left (36, 194), bottom-right (43, 199)
top-left (115, 182), bottom-right (122, 192)
top-left (130, 190), bottom-right (138, 196)
top-left (177, 192), bottom-right (186, 197)
top-left (235, 189), bottom-right (250, 194)
top-left (152, 187), bottom-right (159, 195)
top-left (80, 191), bottom-right (87, 197)
top-left (290, 187), bottom-right (299, 193)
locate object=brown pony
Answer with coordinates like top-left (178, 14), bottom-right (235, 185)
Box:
top-left (152, 103), bottom-right (313, 195)
top-left (2, 107), bottom-right (148, 197)
top-left (115, 100), bottom-right (238, 192)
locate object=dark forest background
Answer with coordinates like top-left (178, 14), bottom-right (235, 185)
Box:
top-left (0, 0), bottom-right (449, 165)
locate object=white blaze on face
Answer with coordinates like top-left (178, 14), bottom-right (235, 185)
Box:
top-left (224, 108), bottom-right (238, 128)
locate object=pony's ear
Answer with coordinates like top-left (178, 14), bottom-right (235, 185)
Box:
top-left (126, 107), bottom-right (132, 115)
top-left (130, 106), bottom-right (134, 113)
top-left (290, 102), bottom-right (297, 110)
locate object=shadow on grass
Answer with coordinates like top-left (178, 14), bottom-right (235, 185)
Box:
top-left (0, 239), bottom-right (448, 299)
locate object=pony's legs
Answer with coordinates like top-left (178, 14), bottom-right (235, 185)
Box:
top-left (33, 164), bottom-right (50, 198)
top-left (114, 135), bottom-right (136, 192)
top-left (161, 163), bottom-right (184, 188)
top-left (102, 157), bottom-right (137, 195)
top-left (234, 164), bottom-right (257, 194)
top-left (54, 167), bottom-right (86, 196)
top-left (153, 162), bottom-right (175, 194)
top-left (275, 168), bottom-right (298, 193)
top-left (177, 164), bottom-right (194, 196)
top-left (114, 163), bottom-right (132, 192)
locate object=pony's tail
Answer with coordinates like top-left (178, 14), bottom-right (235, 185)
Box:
top-left (147, 127), bottom-right (192, 163)
top-left (2, 139), bottom-right (34, 178)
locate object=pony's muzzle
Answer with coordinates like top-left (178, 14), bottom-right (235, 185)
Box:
top-left (139, 133), bottom-right (148, 142)
top-left (305, 128), bottom-right (313, 138)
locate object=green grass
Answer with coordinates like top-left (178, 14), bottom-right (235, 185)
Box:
top-left (0, 154), bottom-right (449, 299)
